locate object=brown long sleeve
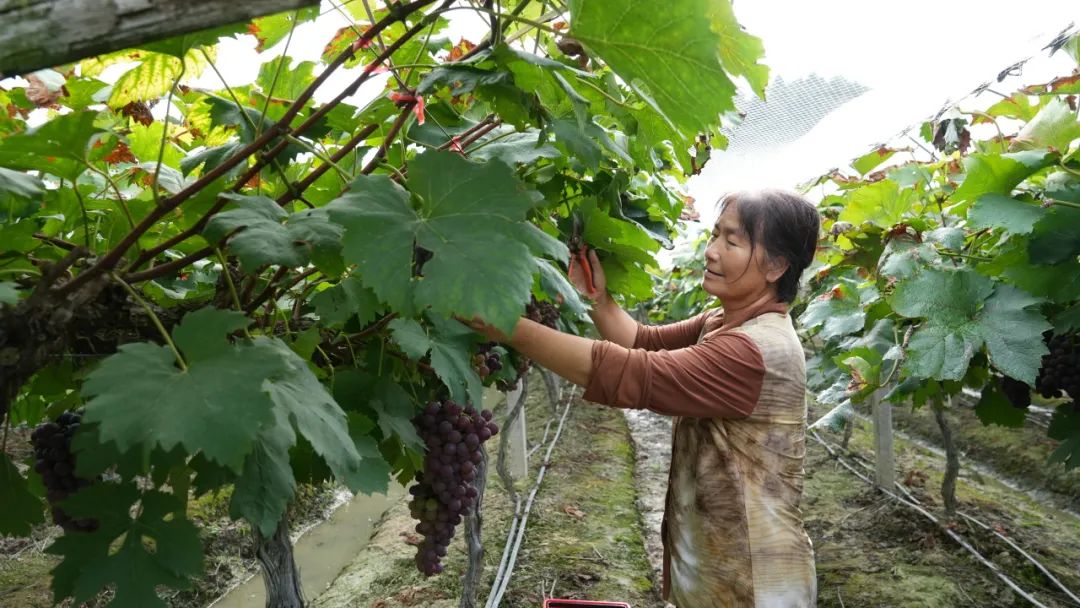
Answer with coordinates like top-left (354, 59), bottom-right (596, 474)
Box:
top-left (632, 308), bottom-right (721, 351)
top-left (583, 330), bottom-right (765, 418)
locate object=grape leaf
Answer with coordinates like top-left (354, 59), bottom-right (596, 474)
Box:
top-left (311, 276), bottom-right (381, 326)
top-left (256, 57), bottom-right (317, 101)
top-left (327, 151), bottom-right (539, 333)
top-left (0, 166), bottom-right (44, 201)
top-left (1028, 206), bottom-right (1080, 264)
top-left (0, 281), bottom-right (18, 306)
top-left (851, 147), bottom-right (898, 176)
top-left (515, 222), bottom-right (570, 264)
top-left (469, 131), bottom-right (561, 165)
top-left (109, 51), bottom-right (209, 109)
top-left (950, 150), bottom-right (1054, 204)
top-left (249, 6), bottom-right (321, 52)
top-left (877, 239), bottom-right (940, 280)
top-left (180, 140), bottom-right (247, 177)
top-left (569, 0), bottom-right (736, 135)
top-left (837, 180), bottom-right (915, 227)
top-left (50, 485), bottom-right (203, 607)
top-left (1048, 407), bottom-right (1080, 469)
top-left (418, 65), bottom-right (510, 96)
top-left (127, 122), bottom-right (184, 169)
top-left (81, 309), bottom-right (283, 471)
top-left (368, 377), bottom-right (423, 451)
top-left (230, 410), bottom-right (296, 536)
top-left (0, 453), bottom-right (44, 536)
top-left (170, 307), bottom-right (251, 361)
top-left (799, 292), bottom-right (866, 340)
top-left (536, 258), bottom-right (589, 319)
top-left (891, 269), bottom-right (991, 380)
top-left (140, 23), bottom-right (247, 59)
top-left (351, 433), bottom-right (392, 494)
top-left (891, 269), bottom-right (1049, 382)
top-left (1011, 98), bottom-right (1080, 153)
top-left (708, 0), bottom-right (769, 98)
top-left (977, 284), bottom-right (1051, 384)
top-left (260, 339), bottom-right (365, 492)
top-left (428, 315), bottom-right (484, 407)
top-left (204, 194), bottom-right (344, 272)
top-left (967, 193), bottom-right (1045, 235)
top-left (388, 318), bottom-right (432, 360)
top-left (974, 382), bottom-right (1026, 428)
top-left (0, 111), bottom-right (102, 180)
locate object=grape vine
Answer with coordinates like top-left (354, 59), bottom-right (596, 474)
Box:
top-left (0, 0), bottom-right (764, 603)
top-left (793, 41), bottom-right (1080, 472)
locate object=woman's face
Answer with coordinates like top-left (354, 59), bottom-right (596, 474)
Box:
top-left (702, 204), bottom-right (783, 304)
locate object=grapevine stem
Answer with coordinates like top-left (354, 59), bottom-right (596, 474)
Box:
top-left (1046, 197), bottom-right (1080, 210)
top-left (153, 63), bottom-right (185, 207)
top-left (354, 0), bottom-right (411, 91)
top-left (84, 162), bottom-right (136, 231)
top-left (276, 124), bottom-right (379, 206)
top-left (111, 272), bottom-right (188, 371)
top-left (361, 106), bottom-right (416, 175)
top-left (1061, 163), bottom-right (1080, 179)
top-left (69, 180), bottom-right (91, 250)
top-left (124, 247), bottom-right (214, 283)
top-left (202, 49), bottom-right (303, 202)
top-left (939, 250), bottom-right (993, 262)
top-left (216, 249), bottom-right (245, 312)
top-left (32, 233), bottom-right (78, 252)
top-left (255, 8), bottom-right (301, 145)
top-left (285, 135), bottom-right (353, 181)
top-left (244, 266), bottom-right (290, 315)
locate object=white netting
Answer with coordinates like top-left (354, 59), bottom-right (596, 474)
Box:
top-left (688, 3), bottom-right (1080, 226)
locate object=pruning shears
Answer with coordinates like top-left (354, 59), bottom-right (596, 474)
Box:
top-left (568, 211), bottom-right (600, 299)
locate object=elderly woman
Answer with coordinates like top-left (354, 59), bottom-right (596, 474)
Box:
top-left (471, 189), bottom-right (821, 608)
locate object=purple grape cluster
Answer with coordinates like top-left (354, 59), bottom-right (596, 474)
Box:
top-left (525, 297), bottom-right (560, 329)
top-left (30, 411), bottom-right (98, 532)
top-left (473, 342), bottom-right (503, 379)
top-left (409, 400), bottom-right (498, 576)
top-left (1036, 332), bottom-right (1079, 405)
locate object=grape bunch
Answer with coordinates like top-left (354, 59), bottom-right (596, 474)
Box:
top-left (408, 400), bottom-right (499, 576)
top-left (30, 411), bottom-right (98, 532)
top-left (472, 341), bottom-right (503, 379)
top-left (999, 376), bottom-right (1032, 409)
top-left (1035, 332), bottom-right (1079, 403)
top-left (525, 297), bottom-right (560, 330)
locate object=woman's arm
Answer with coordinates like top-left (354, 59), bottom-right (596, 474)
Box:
top-left (502, 318), bottom-right (595, 387)
top-left (587, 291), bottom-right (639, 348)
top-left (571, 249), bottom-right (638, 347)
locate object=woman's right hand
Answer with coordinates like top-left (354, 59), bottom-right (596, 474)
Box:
top-left (568, 248), bottom-right (606, 301)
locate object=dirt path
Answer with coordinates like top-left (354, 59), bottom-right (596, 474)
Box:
top-left (620, 409), bottom-right (670, 595)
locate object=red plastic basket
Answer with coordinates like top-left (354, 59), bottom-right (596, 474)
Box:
top-left (543, 600), bottom-right (631, 608)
